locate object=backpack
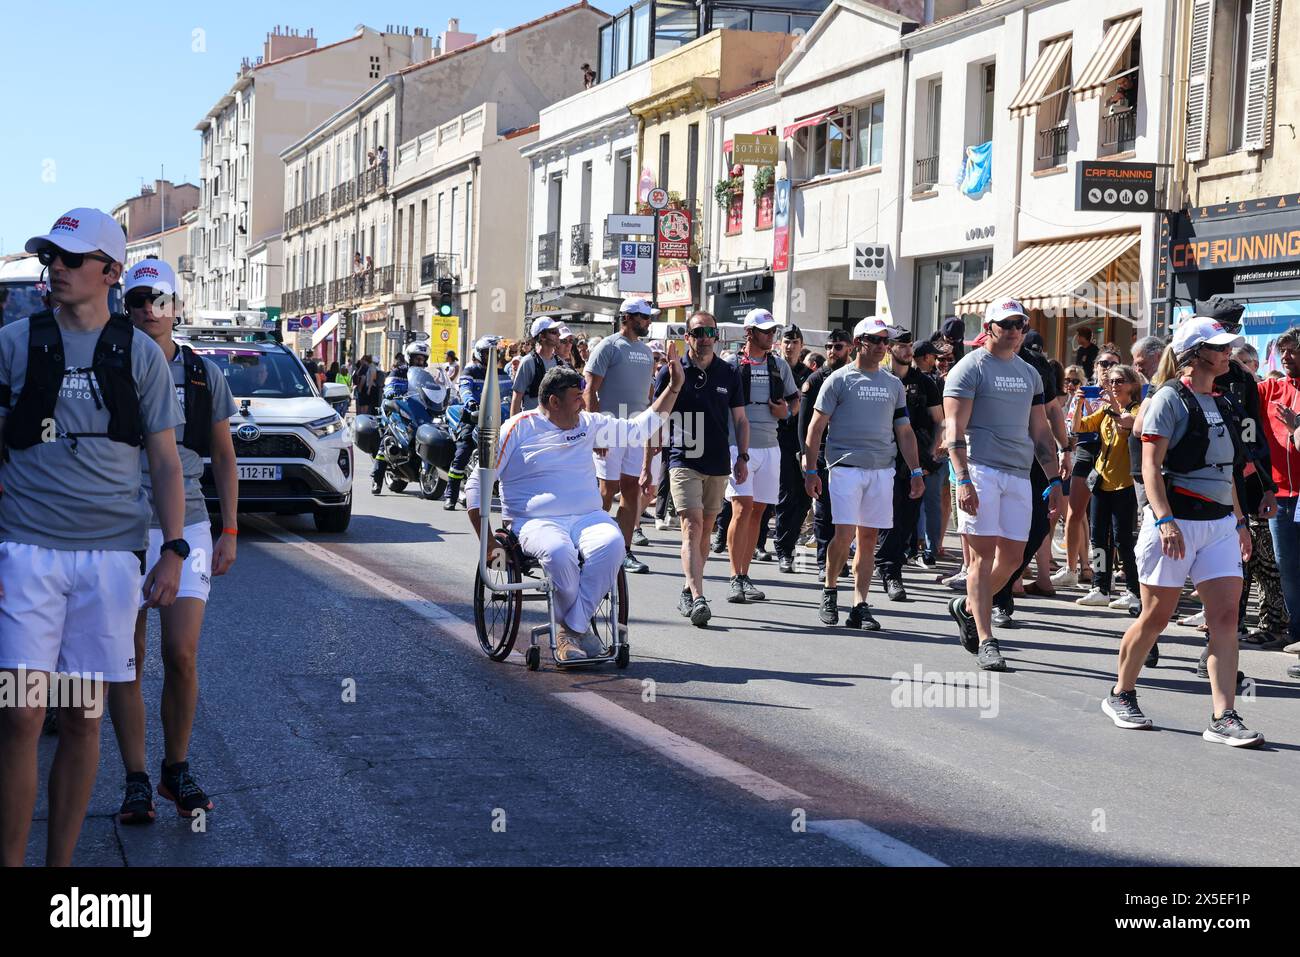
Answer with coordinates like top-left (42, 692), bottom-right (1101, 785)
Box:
top-left (176, 344), bottom-right (214, 456)
top-left (731, 351), bottom-right (785, 406)
top-left (1161, 379), bottom-right (1244, 477)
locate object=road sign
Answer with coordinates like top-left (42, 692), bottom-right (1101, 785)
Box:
top-left (731, 133), bottom-right (779, 166)
top-left (386, 329), bottom-right (403, 340)
top-left (299, 314), bottom-right (316, 331)
top-left (647, 187), bottom-right (669, 211)
top-left (850, 243), bottom-right (888, 281)
top-left (606, 213), bottom-right (656, 235)
top-left (618, 241), bottom-right (654, 294)
top-left (286, 317), bottom-right (301, 332)
top-left (1076, 161), bottom-right (1157, 213)
top-left (657, 209), bottom-right (692, 259)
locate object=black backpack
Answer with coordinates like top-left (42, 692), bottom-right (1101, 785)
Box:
top-left (731, 352), bottom-right (785, 406)
top-left (177, 344), bottom-right (213, 456)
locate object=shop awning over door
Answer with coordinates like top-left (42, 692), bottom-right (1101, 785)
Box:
top-left (1008, 36), bottom-right (1073, 118)
top-left (310, 313), bottom-right (340, 349)
top-left (953, 231), bottom-right (1141, 313)
top-left (1073, 14), bottom-right (1141, 99)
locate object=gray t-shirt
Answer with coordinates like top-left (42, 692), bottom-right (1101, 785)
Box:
top-left (0, 316), bottom-right (184, 551)
top-left (815, 364), bottom-right (908, 470)
top-left (1142, 385), bottom-right (1236, 506)
top-left (943, 348), bottom-right (1044, 478)
top-left (141, 347), bottom-right (238, 528)
top-left (513, 351), bottom-right (558, 411)
top-left (585, 333), bottom-right (654, 417)
top-left (727, 352), bottom-right (799, 450)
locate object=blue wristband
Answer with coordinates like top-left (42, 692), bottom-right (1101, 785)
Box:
top-left (910, 468), bottom-right (924, 478)
top-left (804, 469), bottom-right (818, 476)
top-left (957, 478), bottom-right (973, 487)
top-left (1153, 516), bottom-right (1174, 527)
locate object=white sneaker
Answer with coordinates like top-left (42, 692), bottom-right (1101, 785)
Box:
top-left (1178, 610), bottom-right (1206, 628)
top-left (1051, 538), bottom-right (1067, 560)
top-left (1108, 593), bottom-right (1139, 611)
top-left (1050, 568), bottom-right (1079, 588)
top-left (655, 517), bottom-right (672, 531)
top-left (1076, 588), bottom-right (1110, 606)
top-left (943, 570), bottom-right (968, 590)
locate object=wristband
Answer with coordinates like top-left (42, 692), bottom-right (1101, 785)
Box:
top-left (1040, 478), bottom-right (1062, 500)
top-left (909, 468), bottom-right (923, 478)
top-left (1153, 516), bottom-right (1175, 527)
top-left (957, 478), bottom-right (973, 487)
top-left (804, 469), bottom-right (818, 476)
top-left (222, 527), bottom-right (239, 536)
top-left (1236, 518), bottom-right (1248, 530)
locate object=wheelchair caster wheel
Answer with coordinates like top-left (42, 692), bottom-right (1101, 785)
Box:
top-left (615, 644), bottom-right (630, 669)
top-left (525, 646), bottom-right (541, 671)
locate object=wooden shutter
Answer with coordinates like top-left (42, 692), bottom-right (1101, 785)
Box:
top-left (1242, 0), bottom-right (1279, 151)
top-left (1184, 0), bottom-right (1215, 162)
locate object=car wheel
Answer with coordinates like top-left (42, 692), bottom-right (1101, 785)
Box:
top-left (313, 496), bottom-right (352, 533)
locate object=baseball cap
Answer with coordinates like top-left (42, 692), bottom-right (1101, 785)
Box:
top-left (1194, 295), bottom-right (1245, 330)
top-left (26, 207), bottom-right (127, 264)
top-left (648, 339), bottom-right (666, 355)
top-left (1022, 330), bottom-right (1046, 354)
top-left (783, 323), bottom-right (804, 341)
top-left (941, 317), bottom-right (966, 340)
top-left (557, 324), bottom-right (575, 340)
top-left (743, 308), bottom-right (780, 331)
top-left (124, 258), bottom-right (178, 296)
top-left (852, 316), bottom-right (900, 340)
top-left (984, 299), bottom-right (1029, 326)
top-left (1171, 317), bottom-right (1245, 355)
top-left (913, 340), bottom-right (939, 359)
top-left (620, 296), bottom-right (660, 317)
top-left (530, 316), bottom-right (561, 337)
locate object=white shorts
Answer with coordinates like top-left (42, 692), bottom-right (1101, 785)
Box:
top-left (726, 445), bottom-right (780, 505)
top-left (828, 466), bottom-right (895, 529)
top-left (649, 451), bottom-right (663, 488)
top-left (0, 543), bottom-right (145, 682)
top-left (1136, 509), bottom-right (1242, 588)
top-left (140, 521), bottom-right (215, 608)
top-left (956, 462), bottom-right (1033, 542)
top-left (594, 440), bottom-right (645, 480)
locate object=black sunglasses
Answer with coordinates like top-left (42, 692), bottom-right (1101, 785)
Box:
top-left (688, 326), bottom-right (719, 339)
top-left (125, 289), bottom-right (175, 310)
top-left (992, 318), bottom-right (1027, 331)
top-left (37, 247), bottom-right (115, 270)
top-left (826, 341), bottom-right (849, 351)
top-left (1096, 359), bottom-right (1117, 368)
top-left (1064, 377), bottom-right (1082, 385)
top-left (1199, 342), bottom-right (1232, 354)
top-left (860, 335), bottom-right (890, 346)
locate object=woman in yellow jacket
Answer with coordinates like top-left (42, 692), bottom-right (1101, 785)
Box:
top-left (1072, 363), bottom-right (1144, 611)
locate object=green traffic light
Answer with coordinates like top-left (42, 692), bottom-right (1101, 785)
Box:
top-left (439, 303), bottom-right (453, 316)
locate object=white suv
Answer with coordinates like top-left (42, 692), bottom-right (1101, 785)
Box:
top-left (175, 325), bottom-right (354, 532)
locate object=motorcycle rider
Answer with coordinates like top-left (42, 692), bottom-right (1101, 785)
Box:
top-left (444, 337), bottom-right (512, 510)
top-left (371, 340), bottom-right (431, 494)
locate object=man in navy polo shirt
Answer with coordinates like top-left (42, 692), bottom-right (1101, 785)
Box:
top-left (647, 311), bottom-right (749, 627)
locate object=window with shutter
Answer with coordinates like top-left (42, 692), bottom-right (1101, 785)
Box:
top-left (1185, 0), bottom-right (1215, 162)
top-left (1241, 0), bottom-right (1278, 150)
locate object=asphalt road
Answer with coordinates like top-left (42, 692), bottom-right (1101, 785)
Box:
top-left (30, 454), bottom-right (1300, 865)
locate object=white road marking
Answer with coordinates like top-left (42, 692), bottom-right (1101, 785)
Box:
top-left (246, 516), bottom-right (947, 866)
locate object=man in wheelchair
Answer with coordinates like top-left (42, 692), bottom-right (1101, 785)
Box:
top-left (466, 352), bottom-right (684, 662)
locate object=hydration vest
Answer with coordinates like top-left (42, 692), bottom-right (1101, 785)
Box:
top-left (0, 310), bottom-right (143, 452)
top-left (176, 344), bottom-right (213, 457)
top-left (1129, 382), bottom-right (1245, 484)
top-left (732, 352), bottom-right (784, 406)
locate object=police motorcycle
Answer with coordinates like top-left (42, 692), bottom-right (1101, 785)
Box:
top-left (354, 340), bottom-right (456, 499)
top-left (442, 336), bottom-right (512, 509)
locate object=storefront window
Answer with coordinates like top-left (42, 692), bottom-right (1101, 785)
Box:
top-left (827, 297), bottom-right (876, 334)
top-left (913, 252), bottom-right (992, 341)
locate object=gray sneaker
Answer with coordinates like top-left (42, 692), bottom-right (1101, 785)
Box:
top-left (727, 576), bottom-right (748, 604)
top-left (677, 588), bottom-right (694, 618)
top-left (1102, 688), bottom-right (1152, 729)
top-left (555, 631), bottom-right (587, 663)
top-left (1203, 709), bottom-right (1264, 748)
top-left (976, 639), bottom-right (1006, 671)
top-left (631, 527), bottom-right (650, 547)
top-left (739, 575), bottom-right (765, 601)
top-left (690, 596), bottom-right (712, 627)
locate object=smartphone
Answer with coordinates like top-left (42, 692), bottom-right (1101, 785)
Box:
top-left (1081, 385), bottom-right (1103, 399)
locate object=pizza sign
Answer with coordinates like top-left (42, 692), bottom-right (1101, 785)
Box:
top-left (657, 209), bottom-right (692, 260)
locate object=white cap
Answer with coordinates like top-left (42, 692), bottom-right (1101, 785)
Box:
top-left (619, 296), bottom-right (660, 317)
top-left (743, 308), bottom-right (780, 331)
top-left (26, 207), bottom-right (126, 264)
top-left (852, 315), bottom-right (899, 340)
top-left (1172, 317), bottom-right (1244, 355)
top-left (124, 258), bottom-right (178, 296)
top-left (557, 324), bottom-right (575, 340)
top-left (648, 339), bottom-right (666, 355)
top-left (530, 316), bottom-right (561, 337)
top-left (587, 335), bottom-right (604, 348)
top-left (984, 298), bottom-right (1029, 326)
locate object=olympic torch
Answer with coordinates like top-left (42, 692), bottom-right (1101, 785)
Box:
top-left (475, 343), bottom-right (527, 591)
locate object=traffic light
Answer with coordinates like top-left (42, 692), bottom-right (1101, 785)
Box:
top-left (437, 278), bottom-right (455, 317)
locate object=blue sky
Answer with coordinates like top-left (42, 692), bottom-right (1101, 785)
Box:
top-left (0, 2), bottom-right (548, 256)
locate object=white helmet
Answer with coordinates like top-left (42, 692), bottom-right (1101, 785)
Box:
top-left (403, 340), bottom-right (431, 360)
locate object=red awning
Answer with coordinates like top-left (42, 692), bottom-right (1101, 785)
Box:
top-left (782, 110), bottom-right (836, 139)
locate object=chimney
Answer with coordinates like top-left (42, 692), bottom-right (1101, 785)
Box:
top-left (264, 25), bottom-right (317, 63)
top-left (439, 17), bottom-right (478, 55)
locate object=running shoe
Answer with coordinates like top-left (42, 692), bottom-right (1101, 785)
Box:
top-left (943, 570), bottom-right (968, 591)
top-left (949, 596), bottom-right (980, 654)
top-left (370, 478), bottom-right (383, 495)
top-left (991, 606), bottom-right (1016, 629)
top-left (819, 590), bottom-right (838, 625)
top-left (1051, 538), bottom-right (1067, 560)
top-left (1102, 688), bottom-right (1152, 729)
top-left (1195, 648), bottom-right (1245, 687)
top-left (778, 554), bottom-right (794, 574)
top-left (752, 548), bottom-right (775, 563)
top-left (1284, 640), bottom-right (1300, 654)
top-left (1049, 568), bottom-right (1078, 588)
top-left (555, 631), bottom-right (587, 663)
top-left (1203, 709), bottom-right (1264, 748)
top-left (118, 772), bottom-right (155, 826)
top-left (690, 596), bottom-right (711, 627)
top-left (623, 552), bottom-right (649, 574)
top-left (727, 576), bottom-right (748, 603)
top-left (1179, 610), bottom-right (1206, 628)
top-left (912, 553), bottom-right (936, 570)
top-left (655, 517), bottom-right (673, 531)
top-left (677, 588), bottom-right (694, 618)
top-left (1145, 643), bottom-right (1159, 668)
top-left (710, 529), bottom-right (726, 554)
top-left (631, 527), bottom-right (649, 548)
top-left (845, 602), bottom-right (881, 630)
top-left (976, 639), bottom-right (1007, 671)
top-left (1108, 592), bottom-right (1140, 611)
top-left (885, 579), bottom-right (907, 602)
top-left (157, 760), bottom-right (214, 818)
top-left (738, 575), bottom-right (765, 601)
top-left (1076, 588), bottom-right (1110, 606)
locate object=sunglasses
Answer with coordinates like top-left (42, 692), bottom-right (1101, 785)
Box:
top-left (827, 342), bottom-right (849, 351)
top-left (860, 335), bottom-right (890, 346)
top-left (1096, 359), bottom-right (1117, 368)
top-left (1065, 378), bottom-right (1082, 386)
top-left (688, 326), bottom-right (719, 340)
top-left (1199, 342), bottom-right (1232, 353)
top-left (37, 247), bottom-right (115, 270)
top-left (991, 318), bottom-right (1027, 331)
top-left (125, 290), bottom-right (175, 311)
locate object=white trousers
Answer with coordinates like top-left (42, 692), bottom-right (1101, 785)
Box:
top-left (518, 510), bottom-right (624, 634)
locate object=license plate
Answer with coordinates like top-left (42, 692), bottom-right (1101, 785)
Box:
top-left (238, 465), bottom-right (282, 481)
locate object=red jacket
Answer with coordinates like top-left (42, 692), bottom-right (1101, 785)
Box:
top-left (1258, 374), bottom-right (1300, 498)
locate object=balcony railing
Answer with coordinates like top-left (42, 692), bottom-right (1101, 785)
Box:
top-left (283, 289), bottom-right (299, 312)
top-left (602, 222), bottom-right (619, 259)
top-left (569, 223), bottom-right (591, 267)
top-left (332, 181), bottom-right (355, 209)
top-left (913, 154), bottom-right (938, 191)
top-left (358, 164), bottom-right (388, 199)
top-left (309, 194), bottom-right (329, 221)
top-left (1037, 125), bottom-right (1069, 168)
top-left (537, 231), bottom-right (559, 272)
top-left (1100, 108), bottom-right (1136, 155)
top-left (419, 253), bottom-right (461, 286)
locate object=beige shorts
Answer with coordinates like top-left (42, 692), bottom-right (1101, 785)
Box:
top-left (670, 467), bottom-right (729, 515)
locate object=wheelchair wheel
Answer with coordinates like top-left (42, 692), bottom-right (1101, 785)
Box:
top-left (473, 532), bottom-right (523, 661)
top-left (590, 568), bottom-right (630, 660)
top-left (525, 646), bottom-right (541, 671)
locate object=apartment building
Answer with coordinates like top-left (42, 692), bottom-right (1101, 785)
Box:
top-left (188, 24), bottom-right (436, 314)
top-left (112, 180), bottom-right (200, 244)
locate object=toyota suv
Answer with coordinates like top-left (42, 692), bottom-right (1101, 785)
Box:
top-left (174, 323), bottom-right (354, 532)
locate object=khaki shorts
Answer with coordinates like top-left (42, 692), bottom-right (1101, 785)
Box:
top-left (670, 467), bottom-right (729, 515)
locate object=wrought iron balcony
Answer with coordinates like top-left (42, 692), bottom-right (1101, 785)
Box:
top-left (537, 231), bottom-right (559, 272)
top-left (1100, 108), bottom-right (1136, 155)
top-left (569, 223), bottom-right (591, 267)
top-left (913, 154), bottom-right (938, 191)
top-left (1037, 125), bottom-right (1068, 168)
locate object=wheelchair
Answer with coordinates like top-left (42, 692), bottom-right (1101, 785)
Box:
top-left (473, 525), bottom-right (630, 671)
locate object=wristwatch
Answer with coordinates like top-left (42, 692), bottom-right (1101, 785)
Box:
top-left (161, 539), bottom-right (191, 560)
top-left (738, 451), bottom-right (750, 462)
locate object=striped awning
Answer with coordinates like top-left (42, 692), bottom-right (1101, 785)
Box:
top-left (1073, 14), bottom-right (1141, 99)
top-left (953, 231), bottom-right (1141, 313)
top-left (782, 109), bottom-right (837, 139)
top-left (1008, 36), bottom-right (1073, 118)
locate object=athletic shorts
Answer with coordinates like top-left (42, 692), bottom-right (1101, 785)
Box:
top-left (670, 467), bottom-right (728, 514)
top-left (956, 462), bottom-right (1033, 542)
top-left (140, 521), bottom-right (215, 608)
top-left (0, 543), bottom-right (145, 682)
top-left (828, 466), bottom-right (895, 529)
top-left (726, 445), bottom-right (780, 505)
top-left (594, 439), bottom-right (645, 481)
top-left (1136, 509), bottom-right (1242, 588)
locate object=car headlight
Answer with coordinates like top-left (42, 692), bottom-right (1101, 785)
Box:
top-left (307, 414), bottom-right (344, 438)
